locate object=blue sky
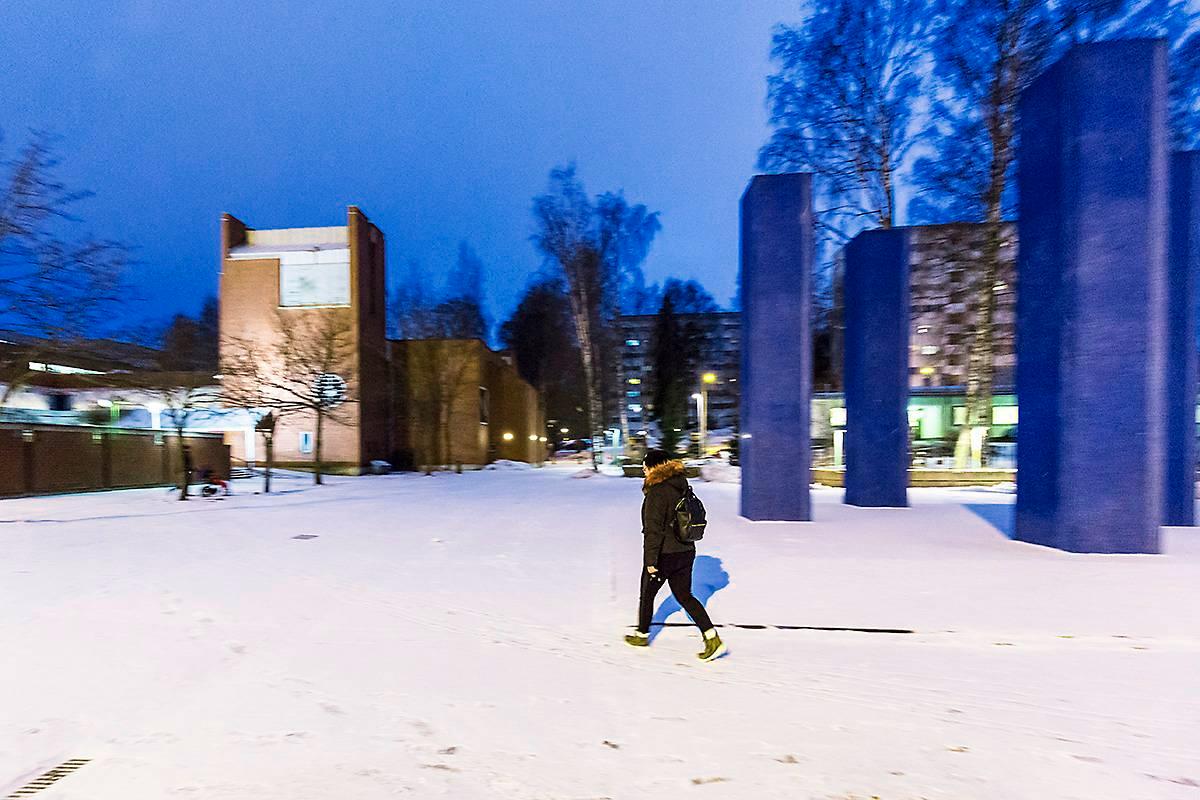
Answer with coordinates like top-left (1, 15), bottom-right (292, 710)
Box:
top-left (0, 0), bottom-right (800, 331)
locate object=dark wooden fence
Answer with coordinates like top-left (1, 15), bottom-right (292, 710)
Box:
top-left (0, 424), bottom-right (230, 497)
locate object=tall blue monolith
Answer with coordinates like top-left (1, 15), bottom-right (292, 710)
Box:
top-left (1165, 151), bottom-right (1200, 526)
top-left (1015, 40), bottom-right (1168, 553)
top-left (844, 229), bottom-right (910, 507)
top-left (740, 173), bottom-right (813, 521)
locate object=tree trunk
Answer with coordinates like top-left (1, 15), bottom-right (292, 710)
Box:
top-left (263, 432), bottom-right (273, 494)
top-left (422, 399), bottom-right (435, 475)
top-left (574, 309), bottom-right (603, 472)
top-left (441, 403), bottom-right (452, 473)
top-left (613, 332), bottom-right (631, 455)
top-left (956, 33), bottom-right (1016, 470)
top-left (314, 409), bottom-right (324, 485)
top-left (178, 433), bottom-right (189, 501)
top-left (538, 390), bottom-right (548, 465)
top-left (959, 220), bottom-right (1002, 468)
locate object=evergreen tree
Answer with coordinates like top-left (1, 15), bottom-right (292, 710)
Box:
top-left (651, 294), bottom-right (686, 455)
top-left (499, 276), bottom-right (588, 438)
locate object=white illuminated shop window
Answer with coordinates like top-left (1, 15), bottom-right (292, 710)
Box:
top-left (992, 406), bottom-right (1018, 425)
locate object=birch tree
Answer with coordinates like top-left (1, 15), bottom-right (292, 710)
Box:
top-left (911, 0), bottom-right (1196, 466)
top-left (760, 0), bottom-right (929, 238)
top-left (531, 165), bottom-right (659, 469)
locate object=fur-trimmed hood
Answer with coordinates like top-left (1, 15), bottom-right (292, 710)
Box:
top-left (643, 459), bottom-right (687, 493)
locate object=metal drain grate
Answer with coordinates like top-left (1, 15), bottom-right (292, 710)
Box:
top-left (5, 759), bottom-right (90, 798)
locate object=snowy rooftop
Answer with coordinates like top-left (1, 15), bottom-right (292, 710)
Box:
top-left (0, 469), bottom-right (1196, 798)
top-left (227, 242), bottom-right (349, 259)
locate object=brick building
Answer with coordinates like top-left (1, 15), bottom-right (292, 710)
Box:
top-left (219, 208), bottom-right (542, 472)
top-left (390, 338), bottom-right (544, 469)
top-left (220, 208), bottom-right (391, 471)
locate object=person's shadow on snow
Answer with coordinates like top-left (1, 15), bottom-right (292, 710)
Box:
top-left (647, 555), bottom-right (729, 644)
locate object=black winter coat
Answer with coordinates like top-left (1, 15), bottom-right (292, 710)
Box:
top-left (641, 460), bottom-right (695, 567)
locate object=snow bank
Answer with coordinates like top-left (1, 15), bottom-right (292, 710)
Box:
top-left (483, 459), bottom-right (535, 471)
top-left (699, 460), bottom-right (741, 484)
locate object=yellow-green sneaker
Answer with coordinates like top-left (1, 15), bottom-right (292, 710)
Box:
top-left (697, 630), bottom-right (727, 662)
top-left (624, 632), bottom-right (649, 647)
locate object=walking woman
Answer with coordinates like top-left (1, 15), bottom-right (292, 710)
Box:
top-left (625, 449), bottom-right (726, 661)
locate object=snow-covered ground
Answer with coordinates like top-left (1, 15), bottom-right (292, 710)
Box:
top-left (1, 468), bottom-right (1198, 799)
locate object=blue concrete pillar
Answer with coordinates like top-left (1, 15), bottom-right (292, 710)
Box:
top-left (1015, 40), bottom-right (1169, 553)
top-left (844, 229), bottom-right (910, 507)
top-left (740, 173), bottom-right (813, 521)
top-left (1165, 151), bottom-right (1200, 526)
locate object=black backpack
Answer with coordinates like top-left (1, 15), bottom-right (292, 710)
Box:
top-left (674, 484), bottom-right (708, 543)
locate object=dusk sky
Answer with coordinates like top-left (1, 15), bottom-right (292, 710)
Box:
top-left (0, 1), bottom-right (800, 331)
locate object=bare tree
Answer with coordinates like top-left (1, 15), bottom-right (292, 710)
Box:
top-left (910, 0), bottom-right (1178, 467)
top-left (222, 310), bottom-right (356, 485)
top-left (760, 0), bottom-right (929, 238)
top-left (131, 372), bottom-right (218, 500)
top-left (0, 131), bottom-right (128, 404)
top-left (531, 165), bottom-right (659, 469)
top-left (220, 336), bottom-right (283, 493)
top-left (391, 261), bottom-right (485, 472)
top-left (400, 338), bottom-right (478, 473)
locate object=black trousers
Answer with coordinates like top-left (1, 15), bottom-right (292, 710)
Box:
top-left (637, 550), bottom-right (714, 634)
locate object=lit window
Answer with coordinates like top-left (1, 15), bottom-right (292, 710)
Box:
top-left (625, 339), bottom-right (641, 347)
top-left (628, 404), bottom-right (643, 413)
top-left (627, 378), bottom-right (642, 385)
top-left (829, 407), bottom-right (846, 427)
top-left (627, 390), bottom-right (641, 397)
top-left (952, 406), bottom-right (966, 425)
top-left (919, 366), bottom-right (935, 376)
top-left (916, 325), bottom-right (931, 334)
top-left (992, 406), bottom-right (1018, 425)
top-left (921, 345), bottom-right (938, 355)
